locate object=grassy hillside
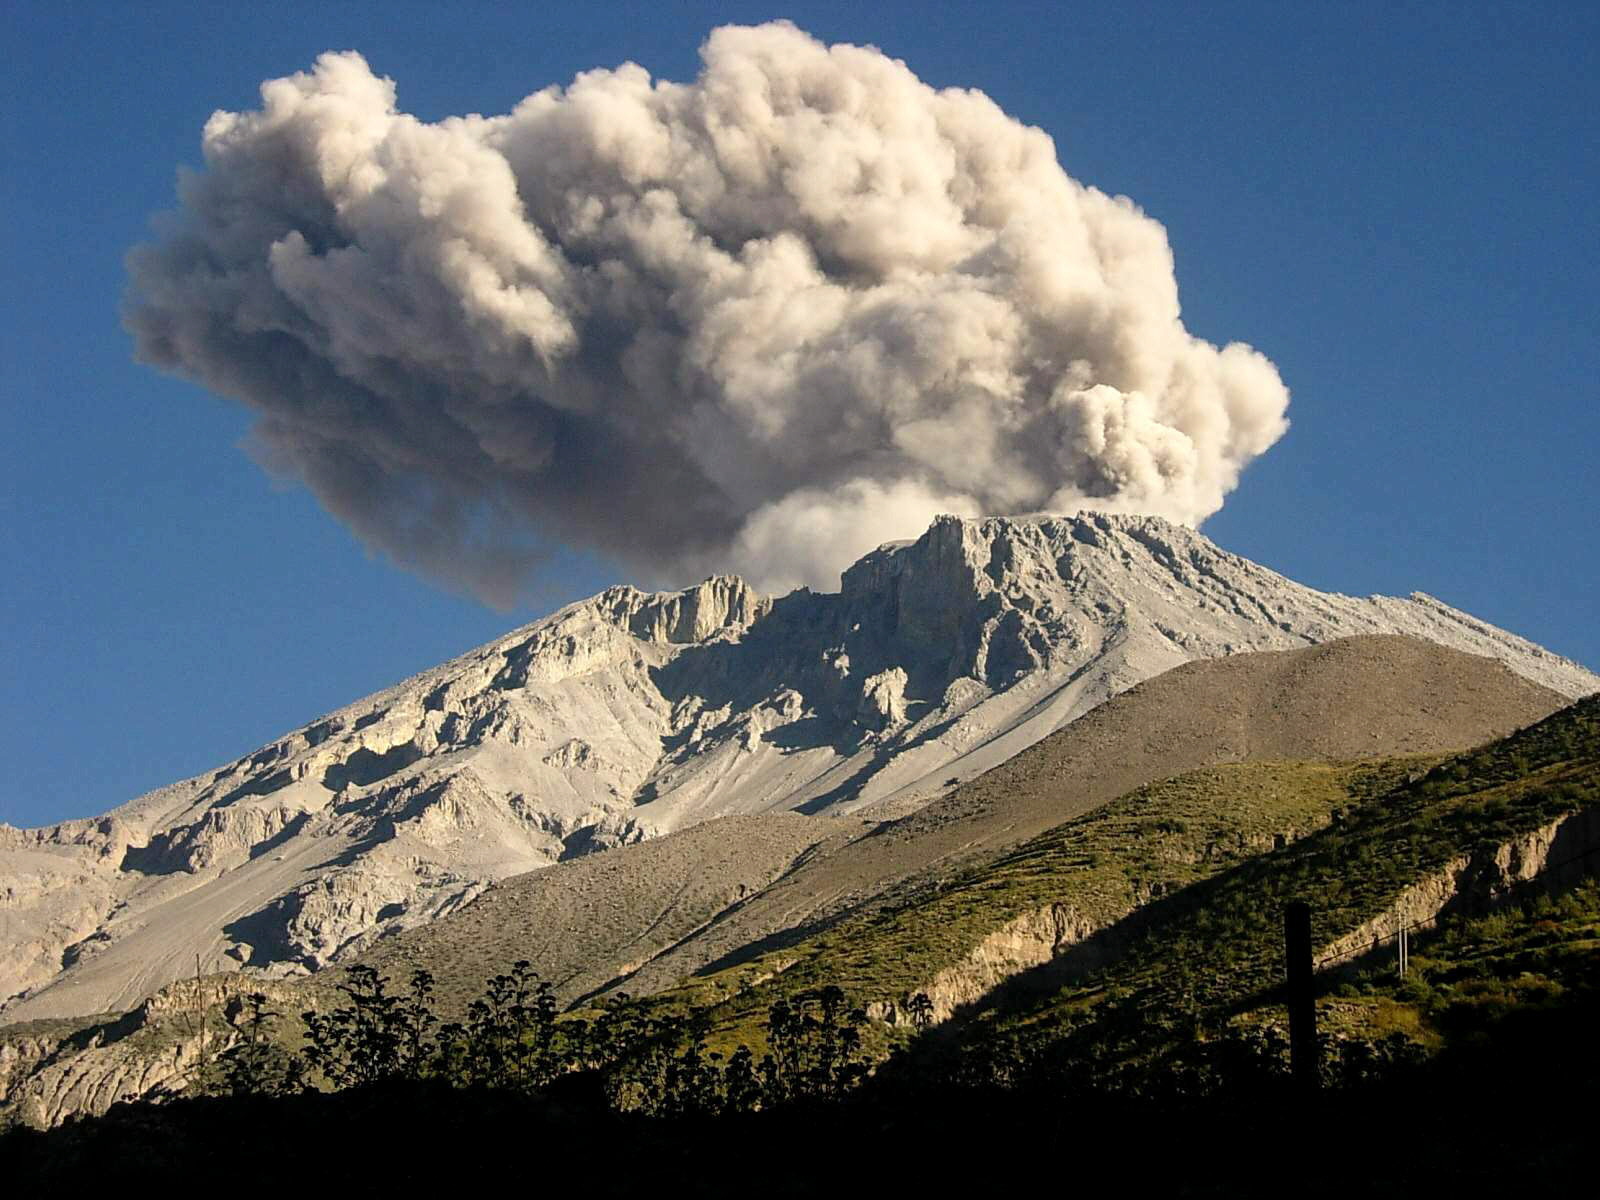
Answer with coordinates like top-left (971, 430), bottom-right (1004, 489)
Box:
top-left (601, 756), bottom-right (1424, 1052)
top-left (610, 695), bottom-right (1598, 1073)
top-left (1307, 877), bottom-right (1600, 1051)
top-left (917, 694), bottom-right (1600, 1090)
top-left (603, 635), bottom-right (1567, 1002)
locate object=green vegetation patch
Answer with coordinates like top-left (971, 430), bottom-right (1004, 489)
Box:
top-left (1318, 879), bottom-right (1600, 1041)
top-left (639, 755), bottom-right (1430, 1053)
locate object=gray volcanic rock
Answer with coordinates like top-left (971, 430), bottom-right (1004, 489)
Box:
top-left (2, 513), bottom-right (1594, 1024)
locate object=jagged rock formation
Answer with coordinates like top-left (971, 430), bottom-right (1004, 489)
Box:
top-left (3, 514), bottom-right (1595, 1024)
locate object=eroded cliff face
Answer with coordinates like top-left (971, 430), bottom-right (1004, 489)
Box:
top-left (3, 514), bottom-right (1595, 1025)
top-left (0, 975), bottom-right (305, 1130)
top-left (869, 904), bottom-right (1110, 1027)
top-left (1318, 808), bottom-right (1600, 967)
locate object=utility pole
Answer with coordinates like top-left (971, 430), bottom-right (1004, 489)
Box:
top-left (1284, 901), bottom-right (1318, 1090)
top-left (1396, 902), bottom-right (1409, 979)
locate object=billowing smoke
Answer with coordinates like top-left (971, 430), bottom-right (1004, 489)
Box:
top-left (127, 22), bottom-right (1289, 602)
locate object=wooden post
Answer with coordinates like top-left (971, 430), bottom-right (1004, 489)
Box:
top-left (1284, 901), bottom-right (1318, 1090)
top-left (195, 952), bottom-right (206, 1058)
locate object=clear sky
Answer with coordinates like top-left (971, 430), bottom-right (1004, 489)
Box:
top-left (4, 1), bottom-right (1597, 829)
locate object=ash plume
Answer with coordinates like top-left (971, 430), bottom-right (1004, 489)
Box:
top-left (126, 22), bottom-right (1290, 602)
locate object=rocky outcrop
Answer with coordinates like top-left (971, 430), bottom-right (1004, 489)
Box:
top-left (0, 975), bottom-right (302, 1130)
top-left (599, 576), bottom-right (771, 645)
top-left (858, 668), bottom-right (910, 731)
top-left (871, 902), bottom-right (1109, 1025)
top-left (0, 1032), bottom-right (61, 1106)
top-left (123, 804), bottom-right (306, 875)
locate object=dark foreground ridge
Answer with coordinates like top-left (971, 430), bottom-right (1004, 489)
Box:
top-left (4, 1015), bottom-right (1594, 1196)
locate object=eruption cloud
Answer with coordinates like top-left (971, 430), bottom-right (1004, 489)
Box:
top-left (126, 22), bottom-right (1290, 603)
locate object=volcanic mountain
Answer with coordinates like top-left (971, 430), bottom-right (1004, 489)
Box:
top-left (3, 513), bottom-right (1595, 1023)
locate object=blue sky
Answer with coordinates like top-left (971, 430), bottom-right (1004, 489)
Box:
top-left (4, 1), bottom-right (1596, 829)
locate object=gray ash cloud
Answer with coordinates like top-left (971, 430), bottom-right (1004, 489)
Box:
top-left (127, 22), bottom-right (1289, 603)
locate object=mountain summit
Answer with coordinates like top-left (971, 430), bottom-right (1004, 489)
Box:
top-left (3, 513), bottom-right (1595, 1021)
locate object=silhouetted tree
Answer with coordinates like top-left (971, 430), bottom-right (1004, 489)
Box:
top-left (760, 986), bottom-right (869, 1104)
top-left (906, 992), bottom-right (935, 1031)
top-left (207, 992), bottom-right (306, 1097)
top-left (301, 966), bottom-right (437, 1088)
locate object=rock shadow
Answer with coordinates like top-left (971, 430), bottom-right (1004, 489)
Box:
top-left (321, 742), bottom-right (424, 793)
top-left (214, 768), bottom-right (295, 809)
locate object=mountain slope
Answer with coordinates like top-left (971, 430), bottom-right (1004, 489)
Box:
top-left (351, 812), bottom-right (849, 1016)
top-left (585, 634), bottom-right (1574, 1002)
top-left (612, 693), bottom-right (1600, 1060)
top-left (928, 693), bottom-right (1600, 1089)
top-left (344, 635), bottom-right (1565, 1017)
top-left (0, 645), bottom-right (1586, 1127)
top-left (3, 513), bottom-right (1594, 1023)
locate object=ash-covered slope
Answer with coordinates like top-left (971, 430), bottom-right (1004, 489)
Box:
top-left (3, 513), bottom-right (1594, 1022)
